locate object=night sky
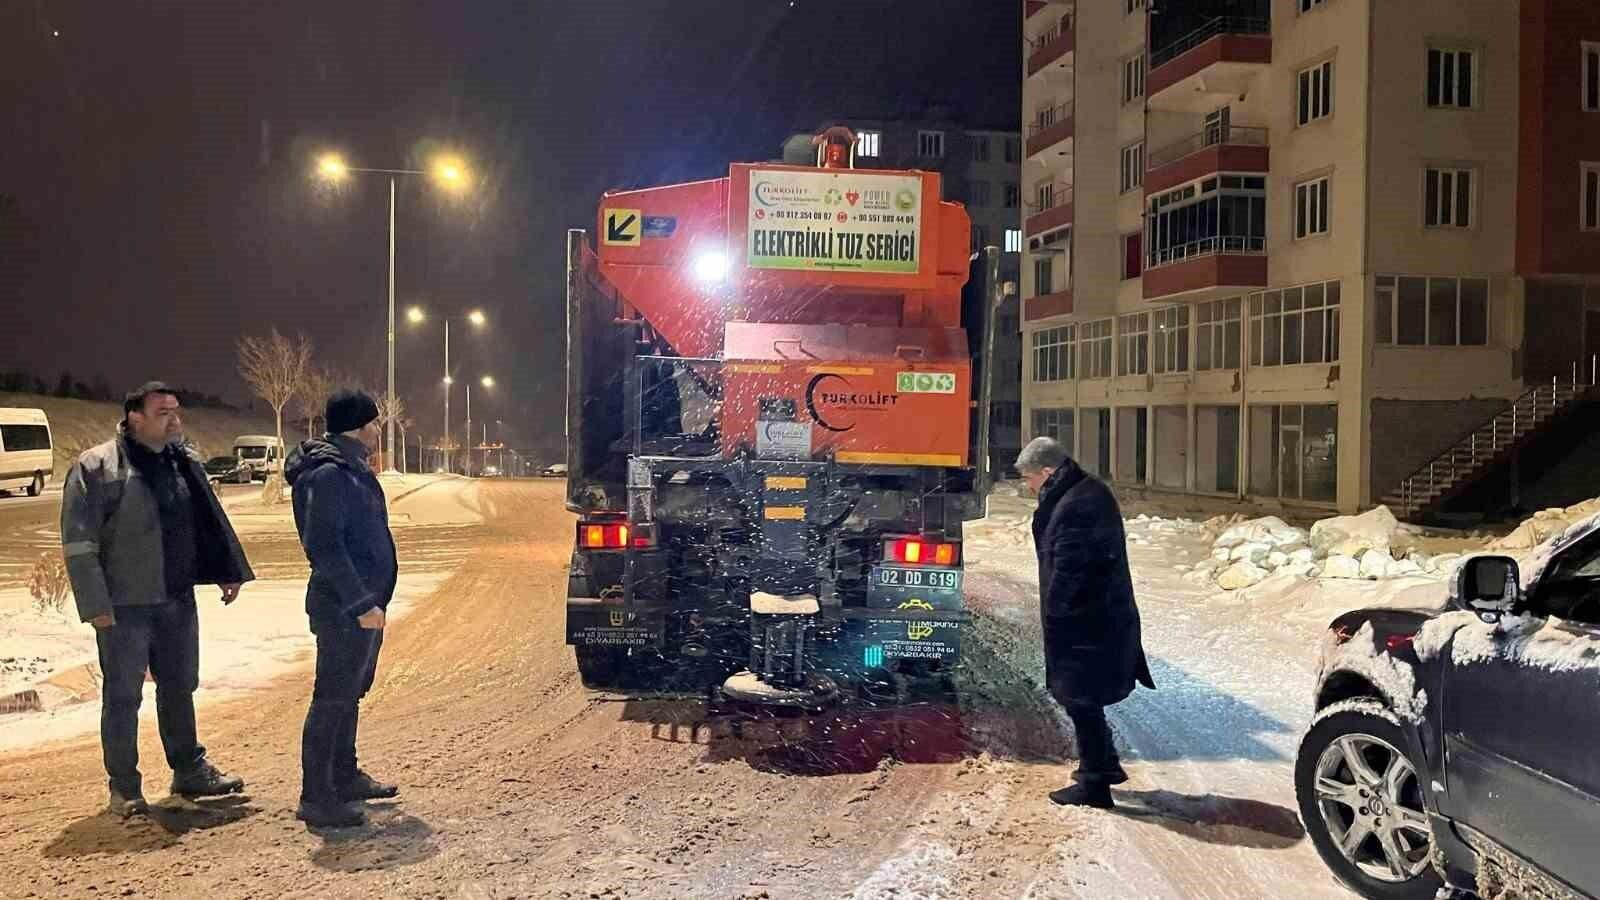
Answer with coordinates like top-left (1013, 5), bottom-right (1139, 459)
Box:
top-left (1, 0), bottom-right (1019, 453)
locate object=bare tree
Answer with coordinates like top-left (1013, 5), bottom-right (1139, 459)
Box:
top-left (237, 329), bottom-right (312, 461)
top-left (374, 392), bottom-right (407, 471)
top-left (293, 367), bottom-right (335, 439)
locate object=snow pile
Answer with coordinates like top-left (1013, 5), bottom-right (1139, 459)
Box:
top-left (1488, 497), bottom-right (1600, 552)
top-left (1186, 506), bottom-right (1456, 591)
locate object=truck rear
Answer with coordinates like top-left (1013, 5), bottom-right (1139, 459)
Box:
top-left (563, 128), bottom-right (995, 710)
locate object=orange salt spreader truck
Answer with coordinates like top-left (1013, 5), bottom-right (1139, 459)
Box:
top-left (563, 126), bottom-right (1004, 710)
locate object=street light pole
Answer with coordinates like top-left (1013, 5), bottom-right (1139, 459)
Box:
top-left (386, 176), bottom-right (398, 474)
top-left (465, 382), bottom-right (472, 477)
top-left (443, 319), bottom-right (451, 473)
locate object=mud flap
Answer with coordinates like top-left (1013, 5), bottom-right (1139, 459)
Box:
top-left (565, 598), bottom-right (665, 648)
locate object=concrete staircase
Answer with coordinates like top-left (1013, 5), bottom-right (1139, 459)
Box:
top-left (1384, 377), bottom-right (1597, 521)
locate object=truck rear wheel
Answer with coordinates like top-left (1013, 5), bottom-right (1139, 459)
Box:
top-left (574, 645), bottom-right (628, 688)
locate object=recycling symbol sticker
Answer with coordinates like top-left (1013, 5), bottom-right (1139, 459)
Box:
top-left (896, 371), bottom-right (957, 395)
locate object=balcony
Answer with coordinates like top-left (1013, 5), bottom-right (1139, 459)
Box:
top-left (1026, 15), bottom-right (1075, 77)
top-left (1148, 17), bottom-right (1271, 111)
top-left (1025, 183), bottom-right (1073, 236)
top-left (1025, 289), bottom-right (1074, 322)
top-left (1144, 125), bottom-right (1269, 194)
top-left (1026, 100), bottom-right (1074, 158)
top-left (1143, 237), bottom-right (1267, 303)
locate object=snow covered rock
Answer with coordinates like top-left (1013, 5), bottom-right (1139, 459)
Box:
top-left (1211, 547), bottom-right (1232, 563)
top-left (1321, 555), bottom-right (1363, 579)
top-left (1276, 560), bottom-right (1318, 579)
top-left (1426, 553), bottom-right (1462, 576)
top-left (1266, 551), bottom-right (1290, 569)
top-left (1359, 550), bottom-right (1393, 580)
top-left (1216, 560), bottom-right (1269, 590)
top-left (1228, 542), bottom-right (1272, 564)
top-left (1288, 547), bottom-right (1319, 564)
top-left (1213, 516), bottom-right (1308, 551)
top-left (1387, 558), bottom-right (1426, 578)
top-left (1310, 506), bottom-right (1400, 558)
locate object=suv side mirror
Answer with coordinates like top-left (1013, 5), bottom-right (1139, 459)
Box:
top-left (1453, 555), bottom-right (1522, 622)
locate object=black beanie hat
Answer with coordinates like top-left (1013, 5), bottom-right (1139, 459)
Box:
top-left (326, 389), bottom-right (379, 435)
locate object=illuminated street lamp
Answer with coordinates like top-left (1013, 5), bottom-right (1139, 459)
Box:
top-left (314, 151), bottom-right (472, 473)
top-left (408, 307), bottom-right (486, 473)
top-left (465, 373), bottom-right (494, 476)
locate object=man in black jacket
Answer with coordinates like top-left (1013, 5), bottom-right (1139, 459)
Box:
top-left (285, 389), bottom-right (400, 828)
top-left (1017, 436), bottom-right (1155, 809)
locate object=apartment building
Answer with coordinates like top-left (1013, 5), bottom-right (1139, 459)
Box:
top-left (782, 120), bottom-right (1027, 474)
top-left (1020, 0), bottom-right (1600, 515)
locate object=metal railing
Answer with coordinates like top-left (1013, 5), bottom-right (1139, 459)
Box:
top-left (1026, 101), bottom-right (1074, 138)
top-left (1025, 182), bottom-right (1073, 213)
top-left (1146, 235), bottom-right (1265, 268)
top-left (1146, 125), bottom-right (1268, 170)
top-left (1393, 362), bottom-right (1600, 514)
top-left (1150, 16), bottom-right (1271, 69)
top-left (1026, 15), bottom-right (1074, 54)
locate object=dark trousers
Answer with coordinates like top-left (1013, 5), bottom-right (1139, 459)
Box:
top-left (95, 596), bottom-right (205, 796)
top-left (1065, 702), bottom-right (1121, 783)
top-left (300, 618), bottom-right (383, 803)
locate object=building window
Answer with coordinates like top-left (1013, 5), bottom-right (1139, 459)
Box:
top-left (858, 131), bottom-right (882, 157)
top-left (1248, 280), bottom-right (1342, 367)
top-left (1035, 181), bottom-right (1057, 211)
top-left (1005, 228), bottom-right (1023, 253)
top-left (1295, 176), bottom-right (1330, 239)
top-left (1586, 43), bottom-right (1600, 111)
top-left (1117, 313), bottom-right (1150, 376)
top-left (1032, 408), bottom-right (1074, 453)
top-left (971, 181), bottom-right (992, 208)
top-left (918, 130), bottom-right (946, 158)
top-left (1427, 48), bottom-right (1475, 109)
top-left (1123, 232), bottom-right (1142, 280)
top-left (1299, 0), bottom-right (1328, 11)
top-left (1004, 137), bottom-right (1021, 164)
top-left (1584, 163), bottom-right (1600, 231)
top-left (1146, 175), bottom-right (1267, 267)
top-left (1032, 325), bottom-right (1075, 382)
top-left (1081, 319), bottom-right (1114, 379)
top-left (1153, 305), bottom-right (1189, 374)
top-left (1120, 142), bottom-right (1144, 193)
top-left (1297, 60), bottom-right (1333, 126)
top-left (1249, 404), bottom-right (1338, 503)
top-left (1374, 275), bottom-right (1489, 346)
top-left (1004, 182), bottom-right (1020, 209)
top-left (1033, 256), bottom-right (1054, 295)
top-left (1424, 167), bottom-right (1474, 228)
top-left (1123, 54), bottom-right (1145, 105)
top-left (1195, 297), bottom-right (1243, 371)
top-left (1125, 0), bottom-right (1145, 13)
top-left (971, 135), bottom-right (990, 162)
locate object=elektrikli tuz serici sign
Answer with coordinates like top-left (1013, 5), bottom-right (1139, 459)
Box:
top-left (746, 169), bottom-right (922, 274)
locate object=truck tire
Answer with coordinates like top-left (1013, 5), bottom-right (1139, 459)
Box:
top-left (574, 645), bottom-right (627, 688)
top-left (1295, 700), bottom-right (1441, 900)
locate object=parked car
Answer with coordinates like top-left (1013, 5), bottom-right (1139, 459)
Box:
top-left (542, 463), bottom-right (567, 478)
top-left (0, 407), bottom-right (53, 497)
top-left (204, 455), bottom-right (253, 485)
top-left (1296, 515), bottom-right (1600, 900)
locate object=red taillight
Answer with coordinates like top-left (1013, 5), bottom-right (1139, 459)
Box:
top-left (1385, 634), bottom-right (1415, 653)
top-left (578, 521), bottom-right (630, 550)
top-left (884, 537), bottom-right (960, 566)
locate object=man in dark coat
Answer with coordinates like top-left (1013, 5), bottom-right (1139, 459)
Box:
top-left (285, 389), bottom-right (400, 829)
top-left (61, 382), bottom-right (254, 816)
top-left (1017, 436), bottom-right (1154, 809)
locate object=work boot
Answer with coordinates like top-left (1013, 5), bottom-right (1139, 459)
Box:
top-left (1074, 763), bottom-right (1130, 786)
top-left (1049, 781), bottom-right (1115, 809)
top-left (170, 760), bottom-right (245, 798)
top-left (296, 799), bottom-right (367, 829)
top-left (107, 787), bottom-right (149, 818)
top-left (336, 770), bottom-right (399, 801)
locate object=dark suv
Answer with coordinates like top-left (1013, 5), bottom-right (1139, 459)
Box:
top-left (1296, 515), bottom-right (1600, 900)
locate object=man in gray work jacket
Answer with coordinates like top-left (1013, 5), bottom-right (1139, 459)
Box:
top-left (61, 382), bottom-right (255, 817)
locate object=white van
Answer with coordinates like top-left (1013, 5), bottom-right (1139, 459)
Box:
top-left (233, 434), bottom-right (283, 481)
top-left (0, 408), bottom-right (54, 497)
